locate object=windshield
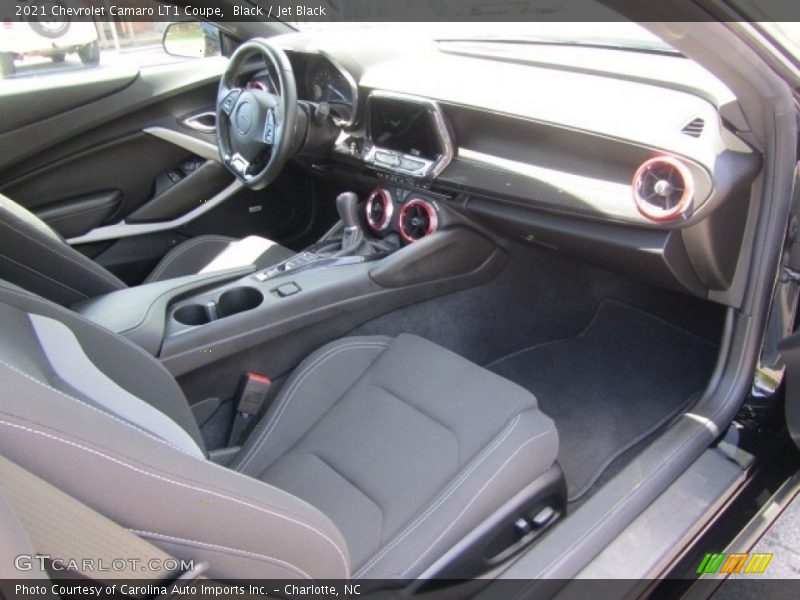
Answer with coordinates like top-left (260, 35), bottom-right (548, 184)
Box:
top-left (288, 21), bottom-right (678, 54)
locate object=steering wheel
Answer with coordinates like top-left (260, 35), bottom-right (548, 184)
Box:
top-left (216, 39), bottom-right (298, 190)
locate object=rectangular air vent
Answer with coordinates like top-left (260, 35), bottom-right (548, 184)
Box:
top-left (681, 117), bottom-right (705, 138)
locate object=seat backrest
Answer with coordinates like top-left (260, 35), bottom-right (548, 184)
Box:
top-left (0, 281), bottom-right (350, 580)
top-left (0, 194), bottom-right (126, 306)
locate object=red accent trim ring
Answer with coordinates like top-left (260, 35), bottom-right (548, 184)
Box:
top-left (632, 156), bottom-right (695, 222)
top-left (248, 80), bottom-right (268, 92)
top-left (365, 188), bottom-right (393, 232)
top-left (398, 198), bottom-right (438, 244)
top-left (245, 372), bottom-right (272, 384)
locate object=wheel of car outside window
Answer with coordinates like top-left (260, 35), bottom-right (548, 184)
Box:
top-left (77, 41), bottom-right (99, 66)
top-left (28, 2), bottom-right (70, 39)
top-left (217, 39), bottom-right (298, 191)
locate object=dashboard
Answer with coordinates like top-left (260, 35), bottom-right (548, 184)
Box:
top-left (272, 31), bottom-right (762, 305)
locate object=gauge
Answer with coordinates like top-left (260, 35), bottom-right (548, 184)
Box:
top-left (245, 69), bottom-right (278, 94)
top-left (247, 79), bottom-right (268, 92)
top-left (304, 56), bottom-right (356, 127)
top-left (310, 67), bottom-right (335, 102)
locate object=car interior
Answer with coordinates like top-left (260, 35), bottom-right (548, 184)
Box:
top-left (0, 8), bottom-right (797, 593)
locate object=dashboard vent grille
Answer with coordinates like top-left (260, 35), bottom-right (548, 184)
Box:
top-left (632, 157), bottom-right (694, 222)
top-left (681, 118), bottom-right (705, 138)
top-left (398, 199), bottom-right (438, 243)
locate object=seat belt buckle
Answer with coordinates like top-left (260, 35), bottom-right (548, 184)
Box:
top-left (227, 372), bottom-right (271, 446)
top-left (237, 372), bottom-right (271, 415)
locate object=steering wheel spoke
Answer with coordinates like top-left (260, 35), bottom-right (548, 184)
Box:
top-left (219, 87), bottom-right (243, 116)
top-left (227, 152), bottom-right (251, 176)
top-left (216, 40), bottom-right (298, 190)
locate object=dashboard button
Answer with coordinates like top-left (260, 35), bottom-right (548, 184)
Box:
top-left (375, 151), bottom-right (400, 166)
top-left (221, 90), bottom-right (241, 115)
top-left (400, 157), bottom-right (425, 171)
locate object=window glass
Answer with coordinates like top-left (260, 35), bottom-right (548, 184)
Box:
top-left (1, 14), bottom-right (220, 81)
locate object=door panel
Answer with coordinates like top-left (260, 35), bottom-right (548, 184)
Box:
top-left (3, 133), bottom-right (194, 217)
top-left (35, 190), bottom-right (121, 238)
top-left (126, 160), bottom-right (233, 223)
top-left (0, 55), bottom-right (324, 285)
top-left (0, 62), bottom-right (235, 281)
top-left (0, 67), bottom-right (139, 133)
top-left (0, 60), bottom-right (226, 171)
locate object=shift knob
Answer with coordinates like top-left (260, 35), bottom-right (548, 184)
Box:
top-left (336, 191), bottom-right (360, 230)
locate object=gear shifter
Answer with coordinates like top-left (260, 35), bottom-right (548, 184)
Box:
top-left (257, 191), bottom-right (396, 281)
top-left (335, 191), bottom-right (366, 256)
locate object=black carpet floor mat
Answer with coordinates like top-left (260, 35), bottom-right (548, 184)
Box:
top-left (488, 299), bottom-right (718, 502)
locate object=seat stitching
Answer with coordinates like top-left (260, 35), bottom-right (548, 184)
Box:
top-left (305, 452), bottom-right (385, 523)
top-left (146, 236), bottom-right (233, 282)
top-left (354, 414), bottom-right (522, 578)
top-left (130, 529), bottom-right (312, 579)
top-left (378, 385), bottom-right (460, 442)
top-left (0, 220), bottom-right (123, 288)
top-left (236, 341), bottom-right (390, 471)
top-left (400, 430), bottom-right (551, 577)
top-left (0, 254), bottom-right (89, 298)
top-left (0, 359), bottom-right (193, 456)
top-left (0, 308), bottom-right (336, 527)
top-left (304, 453), bottom-right (386, 550)
top-left (0, 349), bottom-right (349, 564)
top-left (236, 342), bottom-right (390, 472)
top-left (0, 419), bottom-right (350, 576)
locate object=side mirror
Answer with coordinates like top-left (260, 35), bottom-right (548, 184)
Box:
top-left (162, 22), bottom-right (221, 59)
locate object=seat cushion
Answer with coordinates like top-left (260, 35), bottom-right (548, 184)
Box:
top-left (233, 334), bottom-right (558, 578)
top-left (145, 235), bottom-right (295, 283)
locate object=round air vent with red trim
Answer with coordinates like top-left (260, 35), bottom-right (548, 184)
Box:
top-left (398, 198), bottom-right (438, 243)
top-left (365, 188), bottom-right (393, 232)
top-left (632, 156), bottom-right (695, 222)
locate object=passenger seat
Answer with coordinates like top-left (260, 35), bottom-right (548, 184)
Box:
top-left (0, 280), bottom-right (563, 581)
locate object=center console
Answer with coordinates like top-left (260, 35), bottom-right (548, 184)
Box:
top-left (75, 219), bottom-right (505, 380)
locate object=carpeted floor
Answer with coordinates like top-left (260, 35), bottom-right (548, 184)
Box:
top-left (349, 243), bottom-right (726, 502)
top-left (488, 299), bottom-right (719, 502)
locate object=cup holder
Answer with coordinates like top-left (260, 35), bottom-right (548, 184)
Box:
top-left (173, 286), bottom-right (264, 327)
top-left (173, 304), bottom-right (212, 326)
top-left (218, 286), bottom-right (263, 318)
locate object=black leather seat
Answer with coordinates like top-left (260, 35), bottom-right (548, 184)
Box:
top-left (0, 193), bottom-right (294, 306)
